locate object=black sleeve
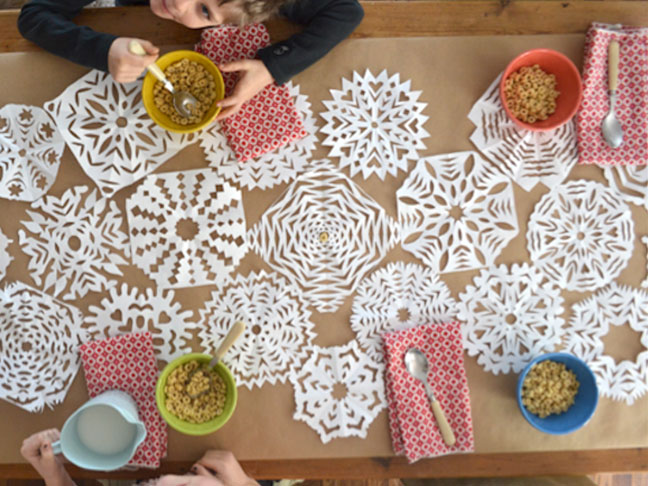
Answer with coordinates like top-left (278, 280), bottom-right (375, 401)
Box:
top-left (18, 0), bottom-right (118, 72)
top-left (257, 0), bottom-right (363, 85)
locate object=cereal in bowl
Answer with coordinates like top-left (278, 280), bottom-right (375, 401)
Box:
top-left (504, 64), bottom-right (560, 124)
top-left (521, 360), bottom-right (579, 418)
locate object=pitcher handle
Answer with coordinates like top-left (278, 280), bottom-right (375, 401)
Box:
top-left (51, 440), bottom-right (62, 455)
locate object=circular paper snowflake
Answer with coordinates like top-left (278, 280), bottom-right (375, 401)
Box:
top-left (563, 284), bottom-right (648, 405)
top-left (603, 164), bottom-right (648, 210)
top-left (0, 228), bottom-right (12, 282)
top-left (457, 263), bottom-right (565, 375)
top-left (527, 180), bottom-right (634, 292)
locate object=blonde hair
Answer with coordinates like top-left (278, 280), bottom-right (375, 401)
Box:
top-left (222, 0), bottom-right (293, 24)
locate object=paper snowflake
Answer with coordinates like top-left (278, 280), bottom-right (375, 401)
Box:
top-left (603, 164), bottom-right (648, 210)
top-left (321, 69), bottom-right (429, 180)
top-left (0, 228), bottom-right (12, 282)
top-left (18, 185), bottom-right (130, 300)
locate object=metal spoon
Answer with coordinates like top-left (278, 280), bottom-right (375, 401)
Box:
top-left (128, 41), bottom-right (198, 119)
top-left (404, 347), bottom-right (456, 446)
top-left (601, 39), bottom-right (624, 149)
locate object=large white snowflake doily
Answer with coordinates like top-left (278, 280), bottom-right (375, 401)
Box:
top-left (0, 228), bottom-right (12, 282)
top-left (397, 151), bottom-right (518, 273)
top-left (350, 262), bottom-right (458, 361)
top-left (563, 283), bottom-right (648, 405)
top-left (87, 283), bottom-right (196, 363)
top-left (200, 82), bottom-right (318, 191)
top-left (457, 263), bottom-right (565, 375)
top-left (0, 104), bottom-right (64, 201)
top-left (45, 70), bottom-right (199, 196)
top-left (126, 169), bottom-right (246, 288)
top-left (603, 164), bottom-right (648, 210)
top-left (290, 340), bottom-right (386, 443)
top-left (197, 271), bottom-right (315, 389)
top-left (0, 281), bottom-right (90, 412)
top-left (18, 185), bottom-right (130, 300)
top-left (527, 180), bottom-right (634, 292)
top-left (320, 69), bottom-right (429, 180)
top-left (248, 159), bottom-right (401, 312)
top-left (468, 74), bottom-right (578, 192)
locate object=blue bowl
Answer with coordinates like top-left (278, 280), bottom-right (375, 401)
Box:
top-left (517, 352), bottom-right (598, 435)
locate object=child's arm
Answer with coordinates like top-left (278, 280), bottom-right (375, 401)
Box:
top-left (20, 429), bottom-right (76, 486)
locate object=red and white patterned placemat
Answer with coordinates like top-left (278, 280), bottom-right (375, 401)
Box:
top-left (79, 332), bottom-right (167, 469)
top-left (578, 23), bottom-right (648, 165)
top-left (382, 322), bottom-right (474, 463)
top-left (196, 24), bottom-right (307, 163)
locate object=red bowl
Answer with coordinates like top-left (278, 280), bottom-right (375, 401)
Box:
top-left (500, 49), bottom-right (583, 132)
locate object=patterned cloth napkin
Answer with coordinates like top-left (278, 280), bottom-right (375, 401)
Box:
top-left (382, 321), bottom-right (474, 463)
top-left (578, 23), bottom-right (648, 165)
top-left (196, 24), bottom-right (307, 163)
top-left (79, 332), bottom-right (167, 469)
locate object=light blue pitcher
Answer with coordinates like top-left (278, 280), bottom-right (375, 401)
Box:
top-left (52, 390), bottom-right (147, 471)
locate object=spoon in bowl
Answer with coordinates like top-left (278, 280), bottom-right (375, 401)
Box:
top-left (601, 39), bottom-right (624, 149)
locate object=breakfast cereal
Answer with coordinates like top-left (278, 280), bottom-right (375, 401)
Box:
top-left (521, 359), bottom-right (579, 418)
top-left (504, 64), bottom-right (560, 124)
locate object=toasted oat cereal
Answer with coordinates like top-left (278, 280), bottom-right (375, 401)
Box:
top-left (521, 360), bottom-right (579, 418)
top-left (504, 64), bottom-right (560, 124)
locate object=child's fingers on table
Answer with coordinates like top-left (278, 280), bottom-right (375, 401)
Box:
top-left (217, 60), bottom-right (248, 73)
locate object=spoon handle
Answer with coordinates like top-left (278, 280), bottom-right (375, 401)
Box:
top-left (210, 320), bottom-right (246, 367)
top-left (430, 398), bottom-right (456, 447)
top-left (608, 40), bottom-right (619, 92)
top-left (128, 41), bottom-right (174, 93)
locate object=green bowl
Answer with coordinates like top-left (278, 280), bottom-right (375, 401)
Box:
top-left (156, 353), bottom-right (237, 435)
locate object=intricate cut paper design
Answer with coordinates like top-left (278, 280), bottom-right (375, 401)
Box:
top-left (563, 283), bottom-right (648, 405)
top-left (397, 151), bottom-right (518, 273)
top-left (0, 229), bottom-right (12, 282)
top-left (457, 263), bottom-right (565, 375)
top-left (603, 164), bottom-right (648, 210)
top-left (198, 271), bottom-right (315, 389)
top-left (0, 104), bottom-right (64, 201)
top-left (527, 180), bottom-right (634, 292)
top-left (321, 69), bottom-right (429, 180)
top-left (87, 283), bottom-right (196, 363)
top-left (127, 169), bottom-right (246, 288)
top-left (45, 71), bottom-right (198, 196)
top-left (290, 341), bottom-right (386, 443)
top-left (0, 282), bottom-right (89, 412)
top-left (18, 186), bottom-right (130, 300)
top-left (468, 74), bottom-right (578, 191)
top-left (248, 160), bottom-right (401, 312)
top-left (351, 262), bottom-right (458, 361)
top-left (201, 82), bottom-right (318, 190)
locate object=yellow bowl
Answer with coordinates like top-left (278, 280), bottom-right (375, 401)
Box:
top-left (142, 50), bottom-right (225, 134)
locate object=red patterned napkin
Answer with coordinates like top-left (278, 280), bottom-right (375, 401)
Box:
top-left (196, 24), bottom-right (307, 163)
top-left (578, 23), bottom-right (648, 165)
top-left (382, 322), bottom-right (474, 463)
top-left (79, 332), bottom-right (167, 469)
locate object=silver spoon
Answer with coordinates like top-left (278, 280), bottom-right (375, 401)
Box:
top-left (601, 39), bottom-right (624, 149)
top-left (404, 347), bottom-right (456, 446)
top-left (128, 41), bottom-right (198, 119)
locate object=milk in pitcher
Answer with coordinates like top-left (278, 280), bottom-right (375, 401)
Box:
top-left (76, 404), bottom-right (137, 455)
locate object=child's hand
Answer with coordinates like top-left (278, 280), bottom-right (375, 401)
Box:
top-left (20, 429), bottom-right (73, 486)
top-left (215, 59), bottom-right (274, 120)
top-left (193, 450), bottom-right (258, 486)
top-left (108, 38), bottom-right (159, 83)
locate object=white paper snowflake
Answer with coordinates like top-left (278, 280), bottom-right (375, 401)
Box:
top-left (397, 151), bottom-right (518, 273)
top-left (126, 169), bottom-right (246, 288)
top-left (603, 164), bottom-right (648, 210)
top-left (468, 74), bottom-right (578, 192)
top-left (87, 283), bottom-right (196, 363)
top-left (290, 340), bottom-right (386, 443)
top-left (351, 262), bottom-right (458, 361)
top-left (201, 82), bottom-right (317, 190)
top-left (563, 283), bottom-right (648, 405)
top-left (248, 159), bottom-right (401, 312)
top-left (0, 104), bottom-right (64, 201)
top-left (18, 186), bottom-right (130, 300)
top-left (0, 282), bottom-right (90, 412)
top-left (0, 228), bottom-right (12, 282)
top-left (197, 271), bottom-right (315, 389)
top-left (320, 69), bottom-right (429, 180)
top-left (457, 263), bottom-right (565, 375)
top-left (45, 70), bottom-right (199, 196)
top-left (527, 180), bottom-right (634, 292)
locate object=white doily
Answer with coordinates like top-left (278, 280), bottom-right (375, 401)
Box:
top-left (126, 169), bottom-right (246, 288)
top-left (320, 69), bottom-right (429, 180)
top-left (457, 263), bottom-right (565, 375)
top-left (0, 281), bottom-right (89, 412)
top-left (0, 104), bottom-right (64, 201)
top-left (197, 271), bottom-right (315, 389)
top-left (468, 74), bottom-right (578, 192)
top-left (87, 283), bottom-right (196, 363)
top-left (248, 159), bottom-right (401, 312)
top-left (290, 340), bottom-right (386, 443)
top-left (603, 164), bottom-right (648, 210)
top-left (527, 180), bottom-right (634, 292)
top-left (45, 70), bottom-right (198, 196)
top-left (201, 82), bottom-right (317, 190)
top-left (0, 228), bottom-right (12, 282)
top-left (563, 283), bottom-right (648, 405)
top-left (350, 262), bottom-right (458, 361)
top-left (397, 151), bottom-right (518, 273)
top-left (18, 185), bottom-right (130, 300)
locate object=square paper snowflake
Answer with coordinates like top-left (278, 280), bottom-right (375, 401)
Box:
top-left (0, 228), bottom-right (12, 282)
top-left (603, 164), bottom-right (648, 210)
